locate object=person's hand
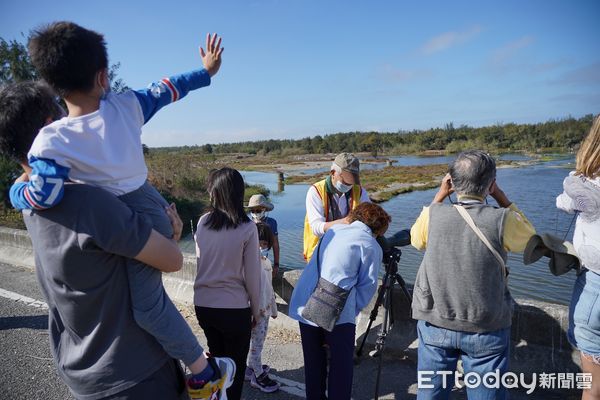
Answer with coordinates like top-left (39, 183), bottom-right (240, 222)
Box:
top-left (165, 203), bottom-right (183, 241)
top-left (440, 173), bottom-right (453, 196)
top-left (489, 180), bottom-right (511, 208)
top-left (433, 173), bottom-right (453, 203)
top-left (200, 33), bottom-right (224, 77)
top-left (251, 315), bottom-right (259, 328)
top-left (14, 172), bottom-right (29, 184)
top-left (272, 264), bottom-right (279, 279)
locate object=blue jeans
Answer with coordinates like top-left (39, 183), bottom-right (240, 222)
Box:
top-left (416, 320), bottom-right (510, 400)
top-left (568, 269), bottom-right (600, 359)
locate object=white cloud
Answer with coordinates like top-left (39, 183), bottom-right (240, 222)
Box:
top-left (376, 63), bottom-right (431, 83)
top-left (420, 25), bottom-right (482, 55)
top-left (549, 62), bottom-right (600, 86)
top-left (489, 36), bottom-right (535, 65)
top-left (549, 92), bottom-right (600, 104)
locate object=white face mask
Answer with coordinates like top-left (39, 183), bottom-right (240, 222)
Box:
top-left (260, 247), bottom-right (269, 259)
top-left (334, 179), bottom-right (352, 193)
top-left (251, 211), bottom-right (266, 222)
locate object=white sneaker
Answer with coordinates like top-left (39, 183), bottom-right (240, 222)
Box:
top-left (187, 357), bottom-right (236, 400)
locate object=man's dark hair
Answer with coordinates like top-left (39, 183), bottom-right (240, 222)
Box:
top-left (28, 21), bottom-right (108, 97)
top-left (256, 222), bottom-right (274, 250)
top-left (449, 150), bottom-right (497, 197)
top-left (0, 81), bottom-right (63, 162)
top-left (204, 167), bottom-right (250, 230)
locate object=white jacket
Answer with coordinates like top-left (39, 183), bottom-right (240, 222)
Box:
top-left (556, 172), bottom-right (600, 273)
top-left (259, 258), bottom-right (278, 318)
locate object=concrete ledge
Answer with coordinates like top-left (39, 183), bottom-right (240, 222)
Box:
top-left (0, 226), bottom-right (582, 375)
top-left (279, 269), bottom-right (581, 375)
top-left (0, 226), bottom-right (35, 270)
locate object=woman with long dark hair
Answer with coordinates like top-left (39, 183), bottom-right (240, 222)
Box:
top-left (194, 167), bottom-right (262, 400)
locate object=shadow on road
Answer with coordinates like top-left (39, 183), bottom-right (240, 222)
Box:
top-left (0, 314), bottom-right (48, 331)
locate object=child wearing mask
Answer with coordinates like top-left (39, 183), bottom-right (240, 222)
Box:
top-left (247, 194), bottom-right (280, 276)
top-left (245, 222), bottom-right (280, 393)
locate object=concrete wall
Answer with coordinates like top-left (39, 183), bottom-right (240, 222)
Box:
top-left (0, 226), bottom-right (35, 269)
top-left (1, 226), bottom-right (581, 375)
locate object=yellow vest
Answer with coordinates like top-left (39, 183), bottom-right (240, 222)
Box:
top-left (303, 179), bottom-right (362, 262)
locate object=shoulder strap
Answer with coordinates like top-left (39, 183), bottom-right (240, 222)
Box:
top-left (453, 205), bottom-right (507, 281)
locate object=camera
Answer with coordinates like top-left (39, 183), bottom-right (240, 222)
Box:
top-left (377, 229), bottom-right (411, 255)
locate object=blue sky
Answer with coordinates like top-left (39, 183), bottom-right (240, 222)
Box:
top-left (2, 0), bottom-right (599, 147)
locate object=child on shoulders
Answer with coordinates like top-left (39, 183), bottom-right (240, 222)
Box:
top-left (7, 21), bottom-right (232, 399)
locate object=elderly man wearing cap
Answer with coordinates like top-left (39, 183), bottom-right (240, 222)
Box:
top-left (410, 150), bottom-right (536, 400)
top-left (303, 153), bottom-right (370, 262)
top-left (248, 194), bottom-right (280, 275)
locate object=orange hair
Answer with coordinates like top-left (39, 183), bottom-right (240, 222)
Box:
top-left (348, 202), bottom-right (391, 237)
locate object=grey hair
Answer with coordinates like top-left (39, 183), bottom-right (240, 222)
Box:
top-left (449, 150), bottom-right (497, 196)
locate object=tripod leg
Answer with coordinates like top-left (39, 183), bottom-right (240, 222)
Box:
top-left (394, 273), bottom-right (413, 319)
top-left (374, 277), bottom-right (393, 399)
top-left (356, 271), bottom-right (391, 358)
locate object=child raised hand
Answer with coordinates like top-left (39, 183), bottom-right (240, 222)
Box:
top-left (200, 33), bottom-right (224, 77)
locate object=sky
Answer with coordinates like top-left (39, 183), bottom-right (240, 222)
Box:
top-left (1, 0), bottom-right (599, 147)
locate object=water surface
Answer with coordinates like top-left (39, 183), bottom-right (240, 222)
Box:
top-left (183, 157), bottom-right (578, 305)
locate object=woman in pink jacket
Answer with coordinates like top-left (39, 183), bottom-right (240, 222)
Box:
top-left (194, 167), bottom-right (262, 400)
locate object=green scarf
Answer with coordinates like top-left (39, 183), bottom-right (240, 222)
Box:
top-left (325, 175), bottom-right (336, 194)
top-left (325, 175), bottom-right (350, 219)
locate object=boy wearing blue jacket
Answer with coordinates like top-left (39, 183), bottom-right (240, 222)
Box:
top-left (7, 21), bottom-right (233, 399)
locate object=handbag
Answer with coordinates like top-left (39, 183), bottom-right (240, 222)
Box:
top-left (301, 238), bottom-right (351, 332)
top-left (454, 205), bottom-right (508, 282)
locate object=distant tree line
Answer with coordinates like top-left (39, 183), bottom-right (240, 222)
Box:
top-left (161, 115), bottom-right (593, 157)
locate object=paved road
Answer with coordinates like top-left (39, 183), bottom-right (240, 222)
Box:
top-left (0, 262), bottom-right (582, 399)
top-left (0, 262), bottom-right (73, 400)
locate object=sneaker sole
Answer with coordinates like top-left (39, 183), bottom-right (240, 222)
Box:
top-left (244, 365), bottom-right (270, 382)
top-left (215, 358), bottom-right (236, 400)
top-left (250, 380), bottom-right (280, 393)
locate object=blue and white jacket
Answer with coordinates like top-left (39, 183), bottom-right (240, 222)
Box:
top-left (10, 69), bottom-right (211, 210)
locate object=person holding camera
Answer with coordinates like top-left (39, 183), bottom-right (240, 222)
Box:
top-left (410, 150), bottom-right (535, 400)
top-left (290, 202), bottom-right (391, 400)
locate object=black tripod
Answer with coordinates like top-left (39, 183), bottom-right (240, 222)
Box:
top-left (356, 247), bottom-right (412, 399)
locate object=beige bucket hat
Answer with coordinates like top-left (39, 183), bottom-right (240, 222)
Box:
top-left (246, 194), bottom-right (274, 211)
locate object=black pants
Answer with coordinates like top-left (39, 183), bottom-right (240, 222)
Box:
top-left (104, 358), bottom-right (187, 399)
top-left (299, 322), bottom-right (356, 400)
top-left (195, 306), bottom-right (252, 400)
